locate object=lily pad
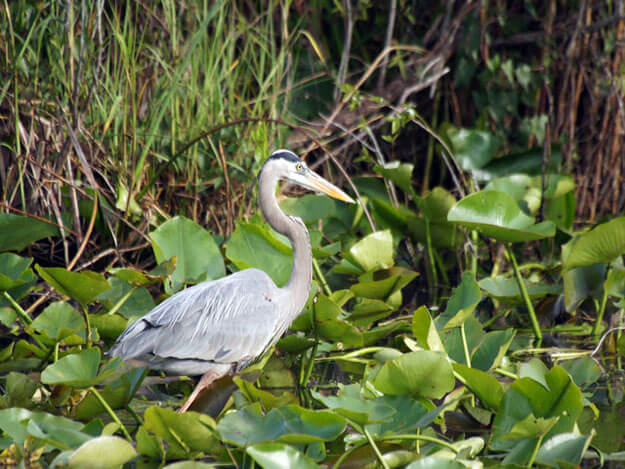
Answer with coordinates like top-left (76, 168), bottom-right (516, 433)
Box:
top-left (67, 436), bottom-right (137, 468)
top-left (0, 253), bottom-right (33, 291)
top-left (281, 194), bottom-right (336, 223)
top-left (32, 301), bottom-right (85, 341)
top-left (436, 272), bottom-right (481, 330)
top-left (150, 216), bottom-right (225, 293)
top-left (247, 442), bottom-right (320, 469)
top-left (563, 217), bottom-right (625, 270)
top-left (373, 350), bottom-right (454, 399)
top-left (342, 230), bottom-right (394, 273)
top-left (0, 213), bottom-right (59, 252)
top-left (444, 126), bottom-right (500, 171)
top-left (35, 266), bottom-right (111, 307)
top-left (374, 161), bottom-right (416, 196)
top-left (479, 276), bottom-right (561, 303)
top-left (447, 190), bottom-right (555, 242)
top-left (226, 222), bottom-right (292, 287)
top-left (41, 348), bottom-right (101, 387)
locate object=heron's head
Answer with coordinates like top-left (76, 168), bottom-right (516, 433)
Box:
top-left (261, 150), bottom-right (355, 203)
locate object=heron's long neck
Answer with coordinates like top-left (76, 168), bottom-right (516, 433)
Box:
top-left (258, 172), bottom-right (312, 314)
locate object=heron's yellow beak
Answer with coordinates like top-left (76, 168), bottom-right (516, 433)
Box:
top-left (288, 170), bottom-right (355, 204)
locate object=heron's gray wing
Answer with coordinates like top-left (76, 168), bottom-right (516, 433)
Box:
top-left (110, 269), bottom-right (282, 369)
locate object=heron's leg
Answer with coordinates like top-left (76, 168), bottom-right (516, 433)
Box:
top-left (177, 369), bottom-right (227, 413)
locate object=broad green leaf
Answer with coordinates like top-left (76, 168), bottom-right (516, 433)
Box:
top-left (453, 363), bottom-right (503, 411)
top-left (150, 216), bottom-right (225, 292)
top-left (503, 414), bottom-right (558, 439)
top-left (348, 298), bottom-right (394, 326)
top-left (312, 384), bottom-right (395, 426)
top-left (562, 264), bottom-right (606, 312)
top-left (97, 277), bottom-right (155, 319)
top-left (5, 372), bottom-right (38, 408)
top-left (563, 217), bottom-right (625, 270)
top-left (447, 190), bottom-right (555, 242)
top-left (235, 378), bottom-right (298, 410)
top-left (163, 463), bottom-right (215, 469)
top-left (41, 348), bottom-right (100, 387)
top-left (226, 222), bottom-right (292, 286)
top-left (35, 266), bottom-right (110, 307)
top-left (0, 408), bottom-right (88, 448)
top-left (217, 403), bottom-right (346, 446)
top-left (32, 301), bottom-right (85, 341)
top-left (444, 126), bottom-right (499, 170)
top-left (247, 442), bottom-right (320, 469)
top-left (418, 187), bottom-right (457, 223)
top-left (0, 253), bottom-right (32, 291)
top-left (479, 276), bottom-right (561, 304)
top-left (344, 230), bottom-right (394, 273)
top-left (560, 357), bottom-right (601, 389)
top-left (535, 432), bottom-right (593, 468)
top-left (277, 334), bottom-right (315, 353)
top-left (412, 306), bottom-right (444, 352)
top-left (519, 358), bottom-right (549, 390)
top-left (437, 271), bottom-right (481, 330)
top-left (365, 395), bottom-right (432, 436)
top-left (143, 407), bottom-right (220, 459)
top-left (474, 146), bottom-right (563, 181)
top-left (406, 216), bottom-right (460, 249)
top-left (374, 161), bottom-right (415, 196)
top-left (74, 368), bottom-right (146, 420)
top-left (373, 350), bottom-right (454, 399)
top-left (406, 457), bottom-right (465, 469)
top-left (0, 213), bottom-right (59, 252)
top-left (67, 436), bottom-right (137, 468)
top-left (281, 194), bottom-right (336, 223)
top-left (89, 313), bottom-right (128, 341)
top-left (471, 329), bottom-right (515, 371)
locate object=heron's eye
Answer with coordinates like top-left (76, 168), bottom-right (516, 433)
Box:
top-left (295, 163), bottom-right (303, 172)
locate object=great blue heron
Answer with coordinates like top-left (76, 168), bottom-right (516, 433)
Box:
top-left (109, 150), bottom-right (354, 412)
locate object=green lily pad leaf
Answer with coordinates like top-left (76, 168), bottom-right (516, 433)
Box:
top-left (35, 266), bottom-right (110, 307)
top-left (0, 408), bottom-right (89, 448)
top-left (474, 146), bottom-right (563, 181)
top-left (32, 301), bottom-right (85, 341)
top-left (563, 264), bottom-right (606, 312)
top-left (445, 126), bottom-right (500, 171)
top-left (503, 414), bottom-right (558, 440)
top-left (492, 366), bottom-right (583, 451)
top-left (235, 378), bottom-right (298, 410)
top-left (150, 216), bottom-right (225, 293)
top-left (453, 363), bottom-right (503, 411)
top-left (312, 384), bottom-right (395, 426)
top-left (74, 368), bottom-right (146, 420)
top-left (98, 277), bottom-right (155, 319)
top-left (560, 357), bottom-right (601, 389)
top-left (344, 230), bottom-right (394, 273)
top-left (519, 358), bottom-right (549, 390)
top-left (371, 197), bottom-right (412, 234)
top-left (363, 322), bottom-right (404, 346)
top-left (484, 174), bottom-right (534, 203)
top-left (535, 432), bottom-right (593, 468)
top-left (5, 372), bottom-right (38, 408)
top-left (41, 348), bottom-right (100, 387)
top-left (164, 463), bottom-right (216, 469)
top-left (365, 395), bottom-right (432, 436)
top-left (67, 436), bottom-right (137, 468)
top-left (479, 276), bottom-right (561, 304)
top-left (373, 350), bottom-right (454, 399)
top-left (405, 457), bottom-right (465, 469)
top-left (436, 272), bottom-right (481, 330)
top-left (0, 213), bottom-right (59, 252)
top-left (563, 217), bottom-right (625, 270)
top-left (374, 162), bottom-right (415, 196)
top-left (136, 426), bottom-right (165, 459)
top-left (348, 299), bottom-right (394, 326)
top-left (277, 334), bottom-right (316, 354)
top-left (89, 313), bottom-right (128, 342)
top-left (0, 253), bottom-right (33, 291)
top-left (412, 306), bottom-right (444, 352)
top-left (247, 442), bottom-right (320, 469)
top-left (281, 194), bottom-right (336, 223)
top-left (108, 267), bottom-right (156, 287)
top-left (418, 187), bottom-right (457, 222)
top-left (143, 407), bottom-right (220, 459)
top-left (313, 295), bottom-right (363, 346)
top-left (447, 190), bottom-right (555, 242)
top-left (226, 222), bottom-right (292, 287)
top-left (217, 403), bottom-right (346, 446)
top-left (471, 328), bottom-right (515, 371)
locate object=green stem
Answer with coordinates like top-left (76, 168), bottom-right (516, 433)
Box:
top-left (494, 367), bottom-right (518, 379)
top-left (82, 305), bottom-right (92, 347)
top-left (364, 426), bottom-right (389, 469)
top-left (592, 279), bottom-right (609, 336)
top-left (312, 258), bottom-right (331, 296)
top-left (377, 434), bottom-right (459, 453)
top-left (107, 286), bottom-right (137, 316)
top-left (483, 308), bottom-right (511, 329)
top-left (527, 433), bottom-right (545, 467)
top-left (3, 291), bottom-right (32, 325)
top-left (424, 217), bottom-right (438, 302)
top-left (470, 230), bottom-right (478, 275)
top-left (89, 386), bottom-right (132, 441)
top-left (332, 440), bottom-right (368, 469)
top-left (506, 245), bottom-right (541, 340)
top-left (125, 405), bottom-right (143, 426)
top-left (460, 323), bottom-right (471, 367)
